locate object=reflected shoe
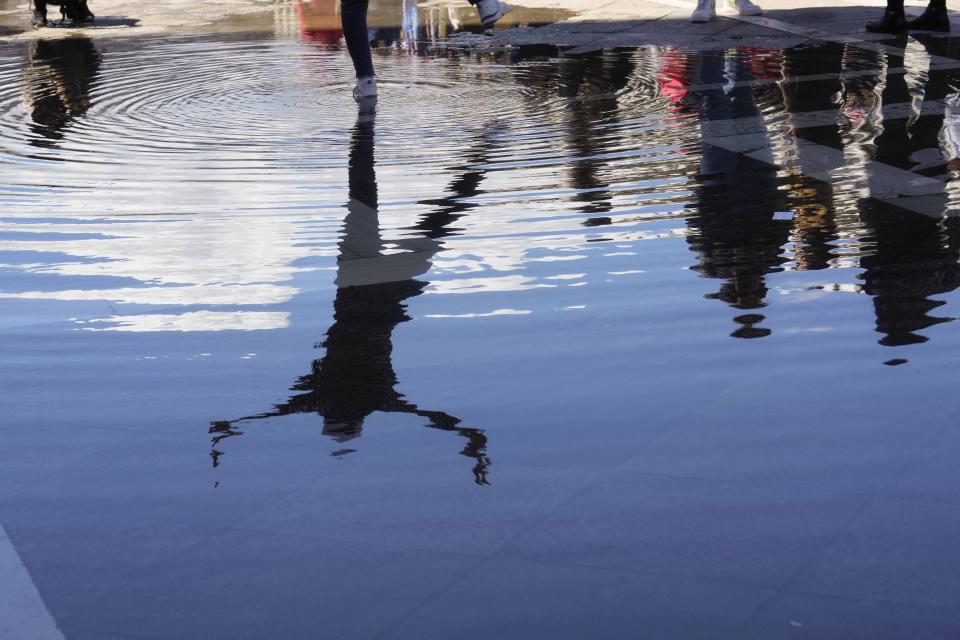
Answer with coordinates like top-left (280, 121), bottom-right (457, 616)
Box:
top-left (475, 0), bottom-right (512, 29)
top-left (352, 76), bottom-right (377, 103)
top-left (691, 0), bottom-right (716, 23)
top-left (31, 9), bottom-right (47, 27)
top-left (727, 0), bottom-right (762, 16)
top-left (866, 9), bottom-right (907, 33)
top-left (909, 6), bottom-right (950, 31)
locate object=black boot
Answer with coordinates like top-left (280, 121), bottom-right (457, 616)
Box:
top-left (909, 6), bottom-right (950, 31)
top-left (31, 8), bottom-right (47, 27)
top-left (867, 9), bottom-right (908, 33)
top-left (75, 0), bottom-right (94, 23)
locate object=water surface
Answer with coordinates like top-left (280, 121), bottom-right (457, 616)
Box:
top-left (3, 11), bottom-right (960, 638)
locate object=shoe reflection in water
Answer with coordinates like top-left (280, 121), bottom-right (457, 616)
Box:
top-left (683, 50), bottom-right (791, 339)
top-left (211, 106), bottom-right (491, 485)
top-left (21, 36), bottom-right (101, 146)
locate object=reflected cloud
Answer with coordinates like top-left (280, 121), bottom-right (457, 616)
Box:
top-left (76, 311), bottom-right (290, 332)
top-left (425, 308), bottom-right (531, 318)
top-left (0, 284), bottom-right (296, 306)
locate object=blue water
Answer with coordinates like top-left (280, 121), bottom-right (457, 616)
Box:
top-left (2, 23), bottom-right (960, 639)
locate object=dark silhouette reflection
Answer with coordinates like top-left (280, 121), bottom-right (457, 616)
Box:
top-left (21, 37), bottom-right (101, 147)
top-left (681, 49), bottom-right (791, 339)
top-left (211, 106), bottom-right (492, 485)
top-left (779, 43), bottom-right (847, 272)
top-left (413, 125), bottom-right (501, 239)
top-left (558, 49), bottom-right (636, 218)
top-left (857, 36), bottom-right (960, 346)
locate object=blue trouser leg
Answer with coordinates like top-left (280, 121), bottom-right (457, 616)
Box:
top-left (341, 0), bottom-right (375, 79)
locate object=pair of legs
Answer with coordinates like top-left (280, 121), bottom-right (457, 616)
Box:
top-left (690, 0), bottom-right (762, 23)
top-left (341, 0), bottom-right (513, 101)
top-left (867, 0), bottom-right (950, 33)
top-left (31, 0), bottom-right (94, 27)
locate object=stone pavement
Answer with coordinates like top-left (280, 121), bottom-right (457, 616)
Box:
top-left (486, 0), bottom-right (960, 51)
top-left (0, 0), bottom-right (955, 43)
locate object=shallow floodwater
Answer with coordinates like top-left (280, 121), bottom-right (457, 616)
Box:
top-left (3, 12), bottom-right (960, 639)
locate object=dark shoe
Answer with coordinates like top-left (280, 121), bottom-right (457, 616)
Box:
top-left (76, 0), bottom-right (94, 23)
top-left (866, 9), bottom-right (907, 33)
top-left (31, 9), bottom-right (47, 27)
top-left (909, 6), bottom-right (950, 31)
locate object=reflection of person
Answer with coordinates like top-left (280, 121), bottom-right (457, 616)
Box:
top-left (343, 0), bottom-right (512, 101)
top-left (867, 0), bottom-right (949, 33)
top-left (558, 50), bottom-right (635, 219)
top-left (858, 37), bottom-right (960, 346)
top-left (778, 43), bottom-right (847, 272)
top-left (682, 50), bottom-right (790, 339)
top-left (21, 37), bottom-right (101, 146)
top-left (210, 106), bottom-right (494, 485)
top-left (691, 0), bottom-right (761, 24)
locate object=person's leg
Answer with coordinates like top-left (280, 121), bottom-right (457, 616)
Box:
top-left (469, 0), bottom-right (512, 29)
top-left (341, 0), bottom-right (374, 79)
top-left (867, 0), bottom-right (907, 32)
top-left (31, 0), bottom-right (47, 27)
top-left (910, 0), bottom-right (950, 31)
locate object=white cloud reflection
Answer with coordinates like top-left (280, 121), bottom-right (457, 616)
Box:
top-left (76, 311), bottom-right (290, 332)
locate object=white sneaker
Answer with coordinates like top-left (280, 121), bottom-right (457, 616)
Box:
top-left (353, 76), bottom-right (377, 103)
top-left (728, 0), bottom-right (762, 16)
top-left (475, 0), bottom-right (512, 29)
top-left (690, 0), bottom-right (716, 22)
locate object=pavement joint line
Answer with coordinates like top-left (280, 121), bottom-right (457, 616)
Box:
top-left (0, 523), bottom-right (65, 640)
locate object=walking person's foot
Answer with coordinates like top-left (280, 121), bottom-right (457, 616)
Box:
top-left (727, 0), bottom-right (762, 16)
top-left (475, 0), bottom-right (512, 29)
top-left (866, 9), bottom-right (908, 33)
top-left (691, 0), bottom-right (716, 23)
top-left (353, 76), bottom-right (377, 103)
top-left (909, 6), bottom-right (950, 31)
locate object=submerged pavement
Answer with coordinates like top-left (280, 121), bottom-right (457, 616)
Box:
top-left (3, 1), bottom-right (960, 639)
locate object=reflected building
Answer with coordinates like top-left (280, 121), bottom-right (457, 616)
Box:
top-left (211, 106), bottom-right (495, 485)
top-left (21, 36), bottom-right (101, 147)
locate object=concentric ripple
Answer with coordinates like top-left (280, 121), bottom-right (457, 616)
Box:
top-left (0, 34), bottom-right (692, 215)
